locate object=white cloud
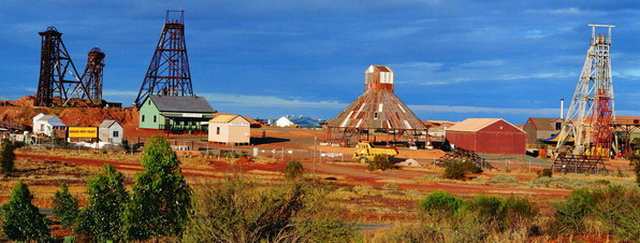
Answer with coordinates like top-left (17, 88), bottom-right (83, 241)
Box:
top-left (525, 7), bottom-right (590, 16)
top-left (101, 89), bottom-right (563, 117)
top-left (409, 104), bottom-right (558, 116)
top-left (101, 89), bottom-right (346, 109)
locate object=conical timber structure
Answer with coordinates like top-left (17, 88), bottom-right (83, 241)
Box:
top-left (329, 65), bottom-right (426, 130)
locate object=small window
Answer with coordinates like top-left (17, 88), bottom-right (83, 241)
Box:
top-left (142, 115), bottom-right (145, 122)
top-left (153, 115), bottom-right (157, 123)
top-left (555, 122), bottom-right (562, 130)
top-left (216, 127), bottom-right (220, 135)
top-left (374, 112), bottom-right (379, 120)
top-left (113, 131), bottom-right (119, 138)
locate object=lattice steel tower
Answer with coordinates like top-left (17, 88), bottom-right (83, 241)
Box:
top-left (81, 47), bottom-right (106, 104)
top-left (556, 24), bottom-right (615, 157)
top-left (135, 10), bottom-right (193, 107)
top-left (36, 26), bottom-right (91, 106)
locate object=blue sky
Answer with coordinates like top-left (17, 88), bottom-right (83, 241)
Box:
top-left (1, 0), bottom-right (639, 123)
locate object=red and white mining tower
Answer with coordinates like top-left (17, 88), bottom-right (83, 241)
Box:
top-left (556, 24), bottom-right (615, 158)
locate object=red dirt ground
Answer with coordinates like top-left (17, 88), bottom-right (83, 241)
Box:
top-left (15, 152), bottom-right (570, 200)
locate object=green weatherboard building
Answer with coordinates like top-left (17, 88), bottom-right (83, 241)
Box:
top-left (139, 95), bottom-right (216, 132)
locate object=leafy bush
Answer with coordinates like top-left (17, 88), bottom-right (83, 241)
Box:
top-left (442, 159), bottom-right (482, 180)
top-left (182, 178), bottom-right (355, 242)
top-left (502, 196), bottom-right (538, 228)
top-left (1, 181), bottom-right (50, 241)
top-left (591, 185), bottom-right (640, 241)
top-left (284, 160), bottom-right (304, 180)
top-left (550, 189), bottom-right (595, 235)
top-left (1, 139), bottom-right (15, 175)
top-left (419, 191), bottom-right (464, 219)
top-left (53, 183), bottom-right (79, 229)
top-left (367, 155), bottom-right (395, 171)
top-left (123, 136), bottom-right (191, 240)
top-left (77, 165), bottom-right (129, 242)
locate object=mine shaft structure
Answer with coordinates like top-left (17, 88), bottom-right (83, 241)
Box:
top-left (80, 47), bottom-right (106, 104)
top-left (135, 10), bottom-right (193, 107)
top-left (326, 65), bottom-right (428, 147)
top-left (554, 24), bottom-right (615, 173)
top-left (36, 26), bottom-right (94, 107)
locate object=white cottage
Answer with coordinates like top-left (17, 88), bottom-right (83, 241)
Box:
top-left (208, 114), bottom-right (250, 145)
top-left (99, 120), bottom-right (124, 145)
top-left (32, 113), bottom-right (65, 137)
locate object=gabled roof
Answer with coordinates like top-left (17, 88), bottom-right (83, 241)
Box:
top-left (149, 95), bottom-right (215, 113)
top-left (447, 118), bottom-right (525, 133)
top-left (367, 64), bottom-right (392, 73)
top-left (35, 114), bottom-right (65, 127)
top-left (210, 114), bottom-right (249, 123)
top-left (99, 120), bottom-right (120, 128)
top-left (526, 117), bottom-right (561, 130)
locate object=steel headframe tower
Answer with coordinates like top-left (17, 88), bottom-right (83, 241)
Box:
top-left (81, 47), bottom-right (106, 104)
top-left (556, 24), bottom-right (615, 157)
top-left (36, 26), bottom-right (92, 107)
top-left (134, 10), bottom-right (193, 107)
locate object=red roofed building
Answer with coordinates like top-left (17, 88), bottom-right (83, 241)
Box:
top-left (445, 118), bottom-right (526, 155)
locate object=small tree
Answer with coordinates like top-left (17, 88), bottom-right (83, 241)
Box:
top-left (53, 183), bottom-right (79, 229)
top-left (2, 181), bottom-right (50, 241)
top-left (124, 137), bottom-right (191, 240)
top-left (77, 164), bottom-right (129, 242)
top-left (419, 191), bottom-right (464, 219)
top-left (1, 139), bottom-right (15, 175)
top-left (285, 161), bottom-right (304, 180)
top-left (443, 159), bottom-right (481, 180)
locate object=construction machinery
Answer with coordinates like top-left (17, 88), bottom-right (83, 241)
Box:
top-left (553, 24), bottom-right (615, 173)
top-left (353, 142), bottom-right (398, 163)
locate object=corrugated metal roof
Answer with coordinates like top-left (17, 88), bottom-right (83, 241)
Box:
top-left (37, 115), bottom-right (65, 127)
top-left (210, 114), bottom-right (248, 123)
top-left (447, 118), bottom-right (525, 133)
top-left (527, 117), bottom-right (561, 131)
top-left (150, 95), bottom-right (215, 113)
top-left (99, 120), bottom-right (118, 128)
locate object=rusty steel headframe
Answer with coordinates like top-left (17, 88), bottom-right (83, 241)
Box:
top-left (36, 26), bottom-right (95, 107)
top-left (81, 47), bottom-right (106, 104)
top-left (135, 10), bottom-right (194, 107)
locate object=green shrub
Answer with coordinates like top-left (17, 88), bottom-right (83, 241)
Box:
top-left (1, 139), bottom-right (15, 175)
top-left (77, 165), bottom-right (129, 242)
top-left (443, 159), bottom-right (481, 180)
top-left (2, 181), bottom-right (50, 241)
top-left (502, 196), bottom-right (538, 228)
top-left (591, 185), bottom-right (640, 241)
top-left (182, 179), bottom-right (355, 242)
top-left (371, 223), bottom-right (443, 243)
top-left (465, 195), bottom-right (538, 232)
top-left (123, 136), bottom-right (191, 240)
top-left (467, 196), bottom-right (504, 228)
top-left (419, 191), bottom-right (464, 219)
top-left (284, 160), bottom-right (304, 180)
top-left (53, 183), bottom-right (79, 229)
top-left (550, 189), bottom-right (595, 235)
top-left (367, 155), bottom-right (395, 171)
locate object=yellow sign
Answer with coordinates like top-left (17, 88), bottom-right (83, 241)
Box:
top-left (68, 127), bottom-right (97, 138)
